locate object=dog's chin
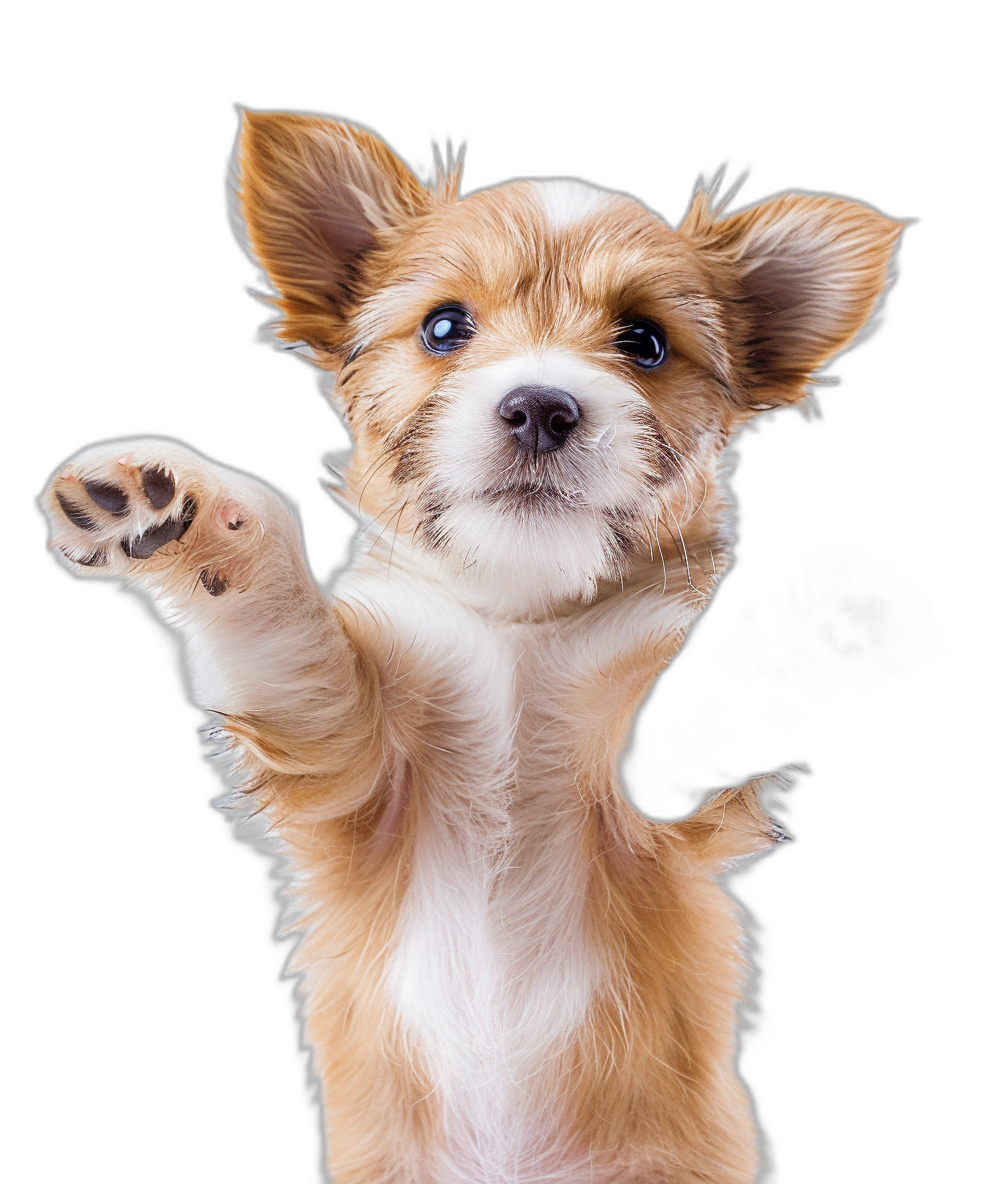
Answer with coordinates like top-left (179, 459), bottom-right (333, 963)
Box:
top-left (422, 493), bottom-right (630, 614)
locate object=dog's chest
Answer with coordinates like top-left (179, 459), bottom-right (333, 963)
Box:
top-left (343, 570), bottom-right (603, 1178)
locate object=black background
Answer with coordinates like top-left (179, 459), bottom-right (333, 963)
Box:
top-left (19, 71), bottom-right (957, 1184)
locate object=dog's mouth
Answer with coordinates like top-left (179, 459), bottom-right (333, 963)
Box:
top-left (473, 448), bottom-right (599, 512)
top-left (412, 398), bottom-right (679, 581)
top-left (473, 407), bottom-right (630, 513)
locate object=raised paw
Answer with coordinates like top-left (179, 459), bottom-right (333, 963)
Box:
top-left (43, 440), bottom-right (261, 598)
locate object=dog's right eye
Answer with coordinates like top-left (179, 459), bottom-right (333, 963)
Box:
top-left (614, 318), bottom-right (668, 369)
top-left (421, 306), bottom-right (475, 354)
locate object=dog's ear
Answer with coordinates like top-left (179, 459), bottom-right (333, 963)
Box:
top-left (683, 192), bottom-right (903, 408)
top-left (237, 111), bottom-right (430, 352)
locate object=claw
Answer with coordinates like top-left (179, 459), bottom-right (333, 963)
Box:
top-left (200, 569), bottom-right (229, 596)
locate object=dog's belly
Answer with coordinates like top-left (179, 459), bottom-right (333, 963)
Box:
top-left (387, 797), bottom-right (600, 1183)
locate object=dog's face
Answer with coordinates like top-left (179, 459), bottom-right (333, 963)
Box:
top-left (238, 114), bottom-right (899, 610)
top-left (343, 181), bottom-right (732, 607)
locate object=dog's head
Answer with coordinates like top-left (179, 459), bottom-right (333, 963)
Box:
top-left (238, 112), bottom-right (900, 610)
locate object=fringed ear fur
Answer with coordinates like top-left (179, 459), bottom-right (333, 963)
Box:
top-left (682, 188), bottom-right (904, 408)
top-left (237, 111), bottom-right (433, 354)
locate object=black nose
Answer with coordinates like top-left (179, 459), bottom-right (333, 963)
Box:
top-left (498, 386), bottom-right (581, 454)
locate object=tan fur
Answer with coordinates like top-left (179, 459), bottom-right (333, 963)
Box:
top-left (43, 111), bottom-right (901, 1182)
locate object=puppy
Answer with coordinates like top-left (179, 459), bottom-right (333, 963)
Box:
top-left (43, 112), bottom-right (901, 1183)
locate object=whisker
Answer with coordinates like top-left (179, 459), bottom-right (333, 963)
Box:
top-left (664, 506), bottom-right (697, 593)
top-left (656, 430), bottom-right (709, 513)
top-left (362, 492), bottom-right (407, 548)
top-left (355, 446), bottom-right (398, 522)
top-left (653, 513), bottom-right (668, 595)
top-left (385, 498), bottom-right (410, 578)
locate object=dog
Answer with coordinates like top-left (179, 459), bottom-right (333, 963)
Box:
top-left (43, 111), bottom-right (901, 1183)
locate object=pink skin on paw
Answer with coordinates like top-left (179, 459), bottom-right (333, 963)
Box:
top-left (214, 502), bottom-right (246, 531)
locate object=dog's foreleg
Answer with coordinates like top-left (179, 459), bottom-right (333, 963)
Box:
top-left (43, 439), bottom-right (383, 816)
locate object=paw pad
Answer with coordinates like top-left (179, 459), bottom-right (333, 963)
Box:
top-left (120, 497), bottom-right (196, 559)
top-left (53, 463), bottom-right (198, 569)
top-left (50, 449), bottom-right (255, 600)
top-left (62, 546), bottom-right (108, 568)
top-left (83, 480), bottom-right (129, 516)
top-left (141, 467), bottom-right (175, 509)
top-left (55, 492), bottom-right (100, 533)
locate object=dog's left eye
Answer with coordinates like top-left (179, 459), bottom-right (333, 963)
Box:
top-left (421, 305), bottom-right (475, 354)
top-left (615, 319), bottom-right (667, 369)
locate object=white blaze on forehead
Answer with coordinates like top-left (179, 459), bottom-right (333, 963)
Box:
top-left (531, 179), bottom-right (617, 230)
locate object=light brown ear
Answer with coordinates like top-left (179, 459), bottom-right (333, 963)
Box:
top-left (237, 111), bottom-right (430, 352)
top-left (684, 192), bottom-right (903, 407)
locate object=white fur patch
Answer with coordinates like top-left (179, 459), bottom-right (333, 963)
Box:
top-left (423, 348), bottom-right (661, 611)
top-left (531, 179), bottom-right (616, 230)
top-left (390, 822), bottom-right (599, 1181)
